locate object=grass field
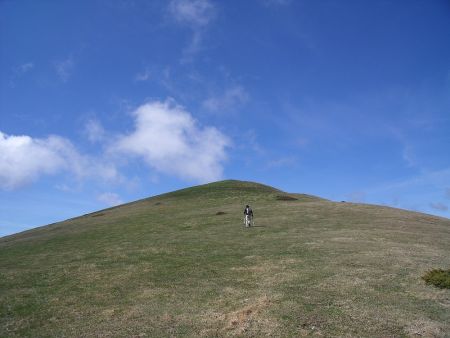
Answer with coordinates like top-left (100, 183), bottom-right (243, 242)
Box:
top-left (1, 180), bottom-right (449, 337)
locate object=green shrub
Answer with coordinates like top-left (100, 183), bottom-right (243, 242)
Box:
top-left (422, 269), bottom-right (450, 289)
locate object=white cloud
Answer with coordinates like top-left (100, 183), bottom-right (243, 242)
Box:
top-left (84, 119), bottom-right (105, 143)
top-left (112, 100), bottom-right (230, 183)
top-left (202, 85), bottom-right (249, 112)
top-left (97, 192), bottom-right (123, 207)
top-left (0, 132), bottom-right (74, 190)
top-left (1, 99), bottom-right (229, 190)
top-left (169, 0), bottom-right (215, 27)
top-left (0, 131), bottom-right (120, 190)
top-left (55, 56), bottom-right (74, 82)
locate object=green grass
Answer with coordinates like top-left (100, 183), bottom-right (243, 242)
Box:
top-left (422, 269), bottom-right (450, 289)
top-left (1, 180), bottom-right (449, 337)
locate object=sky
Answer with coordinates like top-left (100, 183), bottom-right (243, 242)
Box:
top-left (1, 0), bottom-right (450, 237)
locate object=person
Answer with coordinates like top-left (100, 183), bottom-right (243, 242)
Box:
top-left (243, 205), bottom-right (253, 227)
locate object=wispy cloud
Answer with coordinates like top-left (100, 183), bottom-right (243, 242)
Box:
top-left (84, 119), bottom-right (106, 143)
top-left (242, 129), bottom-right (265, 155)
top-left (134, 68), bottom-right (151, 82)
top-left (112, 99), bottom-right (230, 183)
top-left (168, 0), bottom-right (216, 62)
top-left (388, 127), bottom-right (418, 168)
top-left (365, 167), bottom-right (450, 214)
top-left (371, 168), bottom-right (450, 194)
top-left (347, 191), bottom-right (366, 203)
top-left (97, 192), bottom-right (123, 207)
top-left (266, 156), bottom-right (297, 169)
top-left (55, 56), bottom-right (74, 82)
top-left (181, 31), bottom-right (204, 61)
top-left (9, 62), bottom-right (34, 87)
top-left (401, 144), bottom-right (416, 168)
top-left (429, 202), bottom-right (448, 211)
top-left (261, 0), bottom-right (292, 6)
top-left (169, 0), bottom-right (215, 27)
top-left (18, 62), bottom-right (34, 73)
top-left (202, 85), bottom-right (249, 113)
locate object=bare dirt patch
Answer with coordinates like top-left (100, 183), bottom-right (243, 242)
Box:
top-left (405, 319), bottom-right (443, 337)
top-left (276, 195), bottom-right (298, 201)
top-left (224, 296), bottom-right (273, 335)
top-left (199, 296), bottom-right (277, 336)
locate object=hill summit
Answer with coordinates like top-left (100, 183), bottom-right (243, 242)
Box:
top-left (1, 180), bottom-right (449, 336)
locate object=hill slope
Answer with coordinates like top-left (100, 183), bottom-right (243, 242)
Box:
top-left (1, 180), bottom-right (449, 337)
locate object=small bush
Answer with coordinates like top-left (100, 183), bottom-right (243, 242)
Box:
top-left (91, 213), bottom-right (105, 218)
top-left (422, 269), bottom-right (450, 289)
top-left (276, 195), bottom-right (298, 201)
top-left (216, 211), bottom-right (226, 215)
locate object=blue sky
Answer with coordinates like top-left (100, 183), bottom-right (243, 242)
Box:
top-left (1, 0), bottom-right (450, 236)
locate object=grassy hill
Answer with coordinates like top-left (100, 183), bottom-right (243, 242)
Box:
top-left (1, 180), bottom-right (449, 337)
